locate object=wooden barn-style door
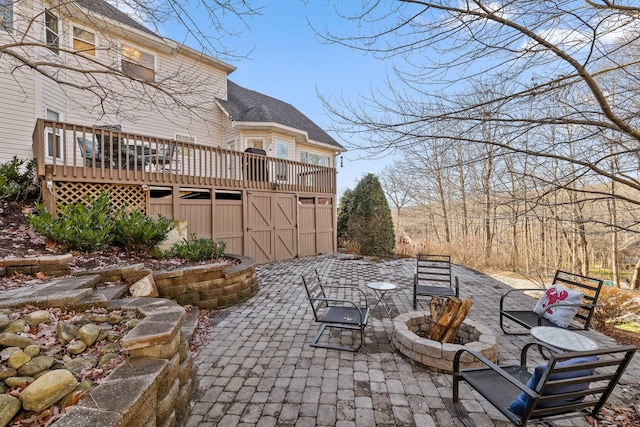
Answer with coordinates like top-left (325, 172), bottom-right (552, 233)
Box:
top-left (246, 191), bottom-right (298, 263)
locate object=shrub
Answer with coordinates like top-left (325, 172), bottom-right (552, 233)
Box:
top-left (28, 192), bottom-right (115, 252)
top-left (167, 235), bottom-right (226, 262)
top-left (337, 188), bottom-right (354, 246)
top-left (0, 156), bottom-right (39, 202)
top-left (592, 286), bottom-right (640, 327)
top-left (28, 192), bottom-right (173, 254)
top-left (112, 211), bottom-right (173, 254)
top-left (346, 173), bottom-right (395, 256)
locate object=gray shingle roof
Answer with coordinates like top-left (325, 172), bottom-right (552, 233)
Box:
top-left (219, 80), bottom-right (344, 150)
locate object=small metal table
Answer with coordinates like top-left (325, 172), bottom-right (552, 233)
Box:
top-left (530, 326), bottom-right (599, 352)
top-left (366, 281), bottom-right (397, 319)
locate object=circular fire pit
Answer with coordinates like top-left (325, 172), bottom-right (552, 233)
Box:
top-left (392, 311), bottom-right (499, 373)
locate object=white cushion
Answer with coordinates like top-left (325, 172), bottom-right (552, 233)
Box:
top-left (533, 285), bottom-right (584, 328)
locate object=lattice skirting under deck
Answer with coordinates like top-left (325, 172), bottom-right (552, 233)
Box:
top-left (53, 182), bottom-right (148, 214)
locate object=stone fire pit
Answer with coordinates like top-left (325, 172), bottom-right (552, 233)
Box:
top-left (392, 310), bottom-right (499, 373)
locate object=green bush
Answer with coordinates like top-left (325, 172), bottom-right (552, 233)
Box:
top-left (112, 211), bottom-right (173, 254)
top-left (0, 156), bottom-right (39, 202)
top-left (28, 192), bottom-right (115, 252)
top-left (346, 173), bottom-right (395, 256)
top-left (167, 235), bottom-right (227, 262)
top-left (28, 192), bottom-right (173, 254)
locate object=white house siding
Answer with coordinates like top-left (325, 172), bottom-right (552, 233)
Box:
top-left (1, 0), bottom-right (233, 168)
top-left (62, 27), bottom-right (229, 147)
top-left (0, 0), bottom-right (38, 164)
top-left (0, 63), bottom-right (36, 164)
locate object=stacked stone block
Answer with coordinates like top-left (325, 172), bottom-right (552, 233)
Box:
top-left (0, 254), bottom-right (72, 277)
top-left (55, 299), bottom-right (198, 427)
top-left (392, 310), bottom-right (499, 373)
top-left (153, 255), bottom-right (258, 310)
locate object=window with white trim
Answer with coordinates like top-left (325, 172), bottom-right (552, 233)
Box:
top-left (73, 27), bottom-right (95, 56)
top-left (175, 133), bottom-right (195, 144)
top-left (246, 138), bottom-right (264, 150)
top-left (46, 109), bottom-right (61, 159)
top-left (275, 139), bottom-right (288, 180)
top-left (300, 151), bottom-right (330, 166)
top-left (175, 133), bottom-right (195, 159)
top-left (121, 45), bottom-right (155, 82)
top-left (45, 10), bottom-right (59, 54)
top-left (0, 0), bottom-right (12, 32)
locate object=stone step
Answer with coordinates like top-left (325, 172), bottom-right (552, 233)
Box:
top-left (96, 284), bottom-right (130, 301)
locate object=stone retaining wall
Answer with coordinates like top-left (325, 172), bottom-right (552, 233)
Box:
top-left (55, 298), bottom-right (198, 427)
top-left (153, 255), bottom-right (258, 310)
top-left (0, 254), bottom-right (72, 277)
top-left (0, 254), bottom-right (259, 426)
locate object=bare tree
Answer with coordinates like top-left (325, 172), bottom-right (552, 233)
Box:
top-left (318, 1), bottom-right (640, 203)
top-left (379, 164), bottom-right (413, 239)
top-left (1, 0), bottom-right (261, 119)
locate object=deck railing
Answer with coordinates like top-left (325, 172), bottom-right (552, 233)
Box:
top-left (32, 119), bottom-right (336, 194)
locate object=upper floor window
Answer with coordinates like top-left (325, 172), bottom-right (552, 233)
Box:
top-left (73, 27), bottom-right (95, 56)
top-left (121, 45), bottom-right (155, 82)
top-left (45, 10), bottom-right (59, 53)
top-left (300, 151), bottom-right (330, 167)
top-left (246, 138), bottom-right (264, 150)
top-left (0, 0), bottom-right (12, 32)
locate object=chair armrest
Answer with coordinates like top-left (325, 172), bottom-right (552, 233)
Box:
top-left (519, 341), bottom-right (561, 366)
top-left (453, 347), bottom-right (539, 400)
top-left (321, 285), bottom-right (369, 308)
top-left (500, 287), bottom-right (545, 311)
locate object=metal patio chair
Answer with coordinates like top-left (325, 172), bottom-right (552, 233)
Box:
top-left (301, 269), bottom-right (370, 352)
top-left (453, 342), bottom-right (636, 427)
top-left (500, 270), bottom-right (604, 335)
top-left (413, 253), bottom-right (459, 310)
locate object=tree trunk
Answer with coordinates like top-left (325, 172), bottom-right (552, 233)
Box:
top-left (631, 258), bottom-right (640, 291)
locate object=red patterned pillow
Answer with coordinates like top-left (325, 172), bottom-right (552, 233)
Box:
top-left (533, 285), bottom-right (584, 328)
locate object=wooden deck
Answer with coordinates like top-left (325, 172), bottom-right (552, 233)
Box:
top-left (32, 119), bottom-right (336, 195)
top-left (31, 119), bottom-right (338, 263)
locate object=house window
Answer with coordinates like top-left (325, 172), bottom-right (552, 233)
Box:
top-left (275, 140), bottom-right (288, 180)
top-left (246, 138), bottom-right (264, 150)
top-left (73, 27), bottom-right (95, 56)
top-left (46, 109), bottom-right (61, 159)
top-left (227, 139), bottom-right (236, 151)
top-left (0, 0), bottom-right (12, 32)
top-left (300, 151), bottom-right (330, 166)
top-left (175, 133), bottom-right (195, 144)
top-left (45, 10), bottom-right (59, 53)
top-left (121, 45), bottom-right (155, 82)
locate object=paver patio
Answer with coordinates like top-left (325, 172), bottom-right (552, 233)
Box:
top-left (187, 255), bottom-right (640, 427)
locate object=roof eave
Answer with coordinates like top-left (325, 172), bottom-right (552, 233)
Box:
top-left (232, 121), bottom-right (345, 152)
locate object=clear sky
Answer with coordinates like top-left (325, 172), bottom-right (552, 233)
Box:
top-left (166, 1), bottom-right (398, 197)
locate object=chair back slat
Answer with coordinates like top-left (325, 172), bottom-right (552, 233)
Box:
top-left (552, 270), bottom-right (604, 329)
top-left (301, 269), bottom-right (326, 321)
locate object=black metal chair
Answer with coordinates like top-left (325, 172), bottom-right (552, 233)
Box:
top-left (500, 270), bottom-right (604, 335)
top-left (301, 269), bottom-right (370, 352)
top-left (453, 342), bottom-right (636, 427)
top-left (413, 254), bottom-right (459, 310)
top-left (76, 136), bottom-right (101, 167)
